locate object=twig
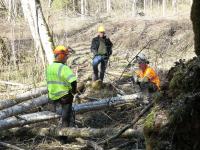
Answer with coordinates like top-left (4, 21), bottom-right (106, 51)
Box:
top-left (109, 140), bottom-right (137, 150)
top-left (101, 111), bottom-right (116, 122)
top-left (118, 39), bottom-right (157, 80)
top-left (99, 102), bottom-right (154, 145)
top-left (110, 82), bottom-right (126, 95)
top-left (76, 138), bottom-right (104, 150)
top-left (0, 80), bottom-right (26, 86)
top-left (0, 141), bottom-right (25, 150)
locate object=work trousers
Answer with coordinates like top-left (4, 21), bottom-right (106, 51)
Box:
top-left (51, 93), bottom-right (74, 127)
top-left (92, 55), bottom-right (108, 81)
top-left (139, 82), bottom-right (158, 93)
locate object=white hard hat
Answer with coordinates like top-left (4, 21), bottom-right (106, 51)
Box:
top-left (136, 53), bottom-right (149, 64)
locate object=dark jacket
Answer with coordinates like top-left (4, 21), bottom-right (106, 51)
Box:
top-left (91, 35), bottom-right (113, 57)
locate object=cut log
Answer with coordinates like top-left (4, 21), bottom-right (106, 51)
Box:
top-left (0, 111), bottom-right (59, 129)
top-left (0, 87), bottom-right (47, 110)
top-left (0, 93), bottom-right (141, 120)
top-left (0, 93), bottom-right (141, 129)
top-left (0, 95), bottom-right (48, 119)
top-left (11, 127), bottom-right (143, 139)
top-left (74, 93), bottom-right (141, 113)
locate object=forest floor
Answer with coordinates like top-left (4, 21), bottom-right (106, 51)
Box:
top-left (0, 14), bottom-right (196, 149)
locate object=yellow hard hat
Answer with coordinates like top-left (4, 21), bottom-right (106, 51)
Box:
top-left (98, 25), bottom-right (105, 33)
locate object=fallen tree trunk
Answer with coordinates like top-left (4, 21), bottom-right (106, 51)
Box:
top-left (10, 127), bottom-right (143, 139)
top-left (0, 95), bottom-right (48, 119)
top-left (0, 93), bottom-right (141, 129)
top-left (0, 87), bottom-right (47, 110)
top-left (74, 93), bottom-right (141, 113)
top-left (0, 111), bottom-right (59, 129)
top-left (0, 93), bottom-right (141, 120)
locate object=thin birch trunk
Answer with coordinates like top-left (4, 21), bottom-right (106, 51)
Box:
top-left (48, 0), bottom-right (53, 8)
top-left (150, 0), bottom-right (153, 13)
top-left (81, 0), bottom-right (84, 18)
top-left (143, 0), bottom-right (146, 14)
top-left (11, 22), bottom-right (16, 67)
top-left (35, 0), bottom-right (54, 64)
top-left (106, 0), bottom-right (111, 13)
top-left (84, 0), bottom-right (87, 15)
top-left (132, 0), bottom-right (137, 17)
top-left (172, 0), bottom-right (178, 15)
top-left (21, 0), bottom-right (54, 64)
top-left (162, 0), bottom-right (166, 16)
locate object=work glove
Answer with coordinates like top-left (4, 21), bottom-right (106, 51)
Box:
top-left (133, 75), bottom-right (138, 83)
top-left (138, 77), bottom-right (149, 83)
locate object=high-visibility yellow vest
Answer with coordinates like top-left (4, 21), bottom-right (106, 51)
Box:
top-left (46, 62), bottom-right (77, 100)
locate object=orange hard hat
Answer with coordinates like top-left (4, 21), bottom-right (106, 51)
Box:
top-left (53, 45), bottom-right (68, 55)
top-left (53, 46), bottom-right (69, 62)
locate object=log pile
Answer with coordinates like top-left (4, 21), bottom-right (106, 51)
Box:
top-left (0, 87), bottom-right (147, 149)
top-left (0, 88), bottom-right (142, 130)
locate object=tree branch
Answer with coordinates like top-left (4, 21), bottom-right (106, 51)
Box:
top-left (99, 102), bottom-right (154, 144)
top-left (0, 141), bottom-right (25, 150)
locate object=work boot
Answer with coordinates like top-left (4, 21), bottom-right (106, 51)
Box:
top-left (100, 72), bottom-right (105, 81)
top-left (58, 136), bottom-right (68, 144)
top-left (93, 73), bottom-right (99, 81)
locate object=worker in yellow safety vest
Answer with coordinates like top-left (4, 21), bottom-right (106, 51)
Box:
top-left (133, 53), bottom-right (160, 93)
top-left (46, 45), bottom-right (77, 127)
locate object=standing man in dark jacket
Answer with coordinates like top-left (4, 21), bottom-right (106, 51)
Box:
top-left (91, 25), bottom-right (113, 81)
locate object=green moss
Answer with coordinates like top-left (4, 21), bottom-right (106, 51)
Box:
top-left (143, 110), bottom-right (156, 150)
top-left (152, 92), bottom-right (163, 103)
top-left (144, 110), bottom-right (155, 134)
top-left (91, 80), bottom-right (103, 90)
top-left (169, 72), bottom-right (184, 90)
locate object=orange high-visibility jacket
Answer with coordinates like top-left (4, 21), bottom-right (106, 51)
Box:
top-left (136, 66), bottom-right (160, 89)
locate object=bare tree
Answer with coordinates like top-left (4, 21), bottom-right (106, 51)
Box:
top-left (0, 37), bottom-right (11, 66)
top-left (21, 0), bottom-right (54, 64)
top-left (190, 0), bottom-right (193, 6)
top-left (150, 0), bottom-right (153, 12)
top-left (81, 0), bottom-right (84, 18)
top-left (143, 0), bottom-right (146, 13)
top-left (162, 0), bottom-right (166, 16)
top-left (72, 0), bottom-right (78, 12)
top-left (84, 0), bottom-right (87, 15)
top-left (132, 0), bottom-right (137, 17)
top-left (172, 0), bottom-right (178, 15)
top-left (106, 0), bottom-right (111, 13)
top-left (48, 0), bottom-right (53, 8)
